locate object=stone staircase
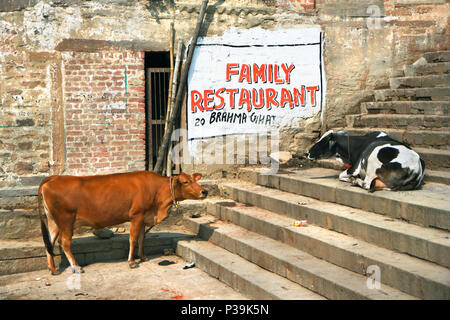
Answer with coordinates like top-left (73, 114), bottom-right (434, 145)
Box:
top-left (4, 170), bottom-right (448, 299)
top-left (176, 168), bottom-right (450, 300)
top-left (175, 52), bottom-right (450, 299)
top-left (341, 50), bottom-right (450, 185)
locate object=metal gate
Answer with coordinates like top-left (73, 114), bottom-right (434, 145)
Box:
top-left (146, 67), bottom-right (171, 170)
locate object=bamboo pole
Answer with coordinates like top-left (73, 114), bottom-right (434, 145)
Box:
top-left (154, 0), bottom-right (209, 174)
top-left (163, 23), bottom-right (174, 138)
top-left (166, 40), bottom-right (184, 176)
top-left (162, 22), bottom-right (175, 175)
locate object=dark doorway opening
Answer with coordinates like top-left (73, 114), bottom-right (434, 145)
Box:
top-left (145, 51), bottom-right (171, 171)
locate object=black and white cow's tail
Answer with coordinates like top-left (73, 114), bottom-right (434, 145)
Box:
top-left (393, 158), bottom-right (426, 191)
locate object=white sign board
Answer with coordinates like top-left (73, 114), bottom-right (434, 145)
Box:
top-left (186, 28), bottom-right (325, 141)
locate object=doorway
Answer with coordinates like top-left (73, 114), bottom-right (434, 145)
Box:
top-left (145, 51), bottom-right (170, 171)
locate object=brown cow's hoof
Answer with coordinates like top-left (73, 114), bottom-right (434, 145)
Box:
top-left (140, 256), bottom-right (150, 262)
top-left (50, 269), bottom-right (62, 276)
top-left (129, 262), bottom-right (139, 269)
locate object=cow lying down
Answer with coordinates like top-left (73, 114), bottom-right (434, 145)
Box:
top-left (38, 171), bottom-right (208, 274)
top-left (306, 130), bottom-right (425, 192)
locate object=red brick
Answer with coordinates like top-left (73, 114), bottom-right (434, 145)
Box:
top-left (65, 65), bottom-right (81, 70)
top-left (127, 65), bottom-right (144, 70)
top-left (131, 86), bottom-right (145, 92)
top-left (93, 152), bottom-right (109, 158)
top-left (68, 164), bottom-right (83, 169)
top-left (111, 161), bottom-right (127, 167)
top-left (92, 162), bottom-right (108, 168)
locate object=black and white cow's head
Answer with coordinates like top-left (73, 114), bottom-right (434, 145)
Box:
top-left (306, 130), bottom-right (337, 160)
top-left (306, 129), bottom-right (425, 192)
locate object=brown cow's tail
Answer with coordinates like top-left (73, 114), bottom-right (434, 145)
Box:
top-left (38, 178), bottom-right (54, 257)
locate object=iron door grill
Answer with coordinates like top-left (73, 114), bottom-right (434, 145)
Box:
top-left (146, 67), bottom-right (171, 170)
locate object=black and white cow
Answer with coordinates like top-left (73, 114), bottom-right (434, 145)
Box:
top-left (306, 130), bottom-right (425, 192)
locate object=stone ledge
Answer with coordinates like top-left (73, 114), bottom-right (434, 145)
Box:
top-left (0, 232), bottom-right (196, 275)
top-left (55, 39), bottom-right (167, 52)
top-left (394, 0), bottom-right (447, 7)
top-left (0, 197), bottom-right (208, 240)
top-left (0, 187), bottom-right (38, 198)
top-left (0, 0), bottom-right (38, 12)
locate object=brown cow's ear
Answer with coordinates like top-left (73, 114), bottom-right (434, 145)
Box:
top-left (177, 174), bottom-right (187, 183)
top-left (193, 173), bottom-right (202, 182)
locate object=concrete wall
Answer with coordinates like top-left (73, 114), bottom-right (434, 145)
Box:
top-left (0, 0), bottom-right (448, 188)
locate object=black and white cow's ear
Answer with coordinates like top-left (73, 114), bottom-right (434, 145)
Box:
top-left (323, 130), bottom-right (334, 138)
top-left (329, 140), bottom-right (336, 150)
top-left (324, 131), bottom-right (337, 150)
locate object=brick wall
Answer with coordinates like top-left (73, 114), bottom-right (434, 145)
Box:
top-left (62, 51), bottom-right (146, 175)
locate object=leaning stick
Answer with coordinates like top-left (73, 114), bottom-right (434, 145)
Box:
top-left (166, 40), bottom-right (184, 176)
top-left (154, 0), bottom-right (209, 174)
top-left (163, 22), bottom-right (175, 139)
top-left (162, 22), bottom-right (175, 175)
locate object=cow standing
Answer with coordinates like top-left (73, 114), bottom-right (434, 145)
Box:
top-left (38, 171), bottom-right (208, 274)
top-left (306, 130), bottom-right (425, 192)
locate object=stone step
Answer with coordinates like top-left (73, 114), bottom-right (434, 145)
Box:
top-left (175, 237), bottom-right (325, 300)
top-left (390, 74), bottom-right (450, 89)
top-left (317, 146), bottom-right (450, 171)
top-left (0, 209), bottom-right (41, 241)
top-left (205, 202), bottom-right (450, 299)
top-left (183, 214), bottom-right (416, 300)
top-left (342, 128), bottom-right (450, 149)
top-left (424, 51), bottom-right (450, 63)
top-left (315, 159), bottom-right (449, 185)
top-left (346, 114), bottom-right (449, 130)
top-left (0, 232), bottom-right (195, 276)
top-left (0, 239), bottom-right (56, 276)
top-left (405, 61), bottom-right (450, 77)
top-left (424, 170), bottom-right (450, 185)
top-left (361, 101), bottom-right (449, 115)
top-left (414, 147), bottom-right (450, 170)
top-left (220, 180), bottom-right (450, 266)
top-left (237, 168), bottom-right (450, 231)
top-left (374, 87), bottom-right (450, 102)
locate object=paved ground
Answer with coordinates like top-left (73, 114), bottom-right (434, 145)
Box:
top-left (1, 204), bottom-right (249, 300)
top-left (0, 253), bottom-right (248, 300)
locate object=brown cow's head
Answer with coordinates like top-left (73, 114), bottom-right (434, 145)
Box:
top-left (175, 172), bottom-right (208, 200)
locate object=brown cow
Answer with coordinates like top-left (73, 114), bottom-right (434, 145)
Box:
top-left (38, 171), bottom-right (208, 274)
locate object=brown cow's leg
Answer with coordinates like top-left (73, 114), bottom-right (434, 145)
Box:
top-left (138, 225), bottom-right (150, 262)
top-left (128, 216), bottom-right (144, 268)
top-left (46, 251), bottom-right (59, 275)
top-left (60, 230), bottom-right (83, 273)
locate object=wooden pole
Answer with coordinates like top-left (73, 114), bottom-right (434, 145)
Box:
top-left (163, 22), bottom-right (175, 138)
top-left (164, 22), bottom-right (173, 133)
top-left (162, 22), bottom-right (175, 175)
top-left (166, 40), bottom-right (184, 176)
top-left (154, 0), bottom-right (209, 174)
